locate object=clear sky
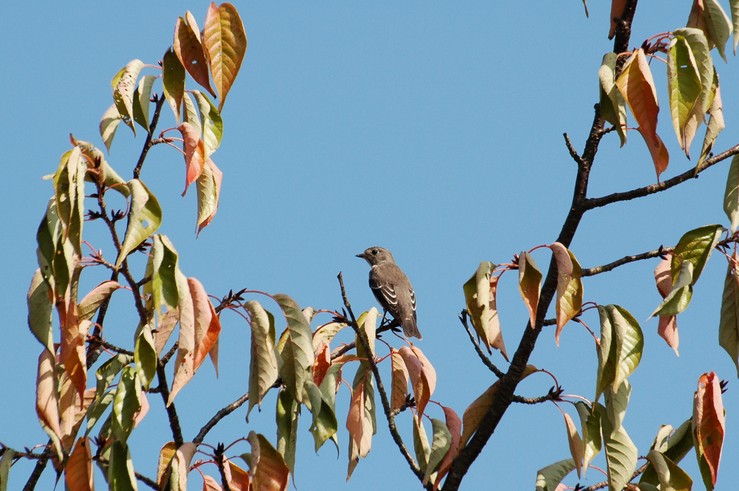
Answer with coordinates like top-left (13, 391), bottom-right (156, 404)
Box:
top-left (3, 1), bottom-right (739, 489)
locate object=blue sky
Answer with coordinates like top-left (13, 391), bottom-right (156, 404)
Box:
top-left (3, 1), bottom-right (739, 489)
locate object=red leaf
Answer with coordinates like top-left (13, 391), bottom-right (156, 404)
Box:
top-left (65, 437), bottom-right (93, 491)
top-left (174, 12), bottom-right (216, 97)
top-left (188, 277), bottom-right (222, 374)
top-left (312, 341), bottom-right (331, 387)
top-left (178, 122), bottom-right (206, 196)
top-left (654, 255), bottom-right (679, 354)
top-left (693, 371), bottom-right (725, 487)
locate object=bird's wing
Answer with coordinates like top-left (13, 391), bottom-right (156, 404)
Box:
top-left (369, 273), bottom-right (399, 310)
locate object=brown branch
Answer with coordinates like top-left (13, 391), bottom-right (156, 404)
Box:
top-left (585, 144), bottom-right (739, 210)
top-left (193, 393), bottom-right (249, 445)
top-left (458, 311), bottom-right (504, 378)
top-left (581, 247), bottom-right (666, 276)
top-left (156, 361), bottom-right (184, 447)
top-left (133, 94), bottom-right (167, 180)
top-left (564, 132), bottom-right (586, 168)
top-left (337, 273), bottom-right (430, 489)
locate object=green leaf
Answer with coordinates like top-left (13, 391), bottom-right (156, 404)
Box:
top-left (132, 74), bottom-right (156, 132)
top-left (144, 235), bottom-right (180, 320)
top-left (85, 390), bottom-right (115, 436)
top-left (668, 35), bottom-right (703, 154)
top-left (312, 363), bottom-right (341, 452)
top-left (719, 253), bottom-right (739, 376)
top-left (134, 323), bottom-right (157, 389)
top-left (36, 198), bottom-right (75, 298)
top-left (604, 379), bottom-right (631, 431)
top-left (423, 419), bottom-right (452, 485)
top-left (111, 59), bottom-right (144, 134)
top-left (95, 354), bottom-right (134, 395)
top-left (598, 402), bottom-right (638, 491)
top-left (704, 0), bottom-right (733, 61)
top-left (116, 179), bottom-right (162, 267)
top-left (671, 224), bottom-right (724, 285)
top-left (724, 156), bottom-right (739, 232)
top-left (732, 0), bottom-right (739, 53)
top-left (0, 448), bottom-right (15, 491)
top-left (195, 159), bottom-right (223, 235)
top-left (554, 247), bottom-right (583, 344)
top-left (27, 269), bottom-right (54, 354)
top-left (651, 261), bottom-right (694, 317)
top-left (463, 261), bottom-right (507, 358)
top-left (574, 401), bottom-right (601, 474)
top-left (245, 300), bottom-right (279, 419)
top-left (596, 305), bottom-right (643, 400)
top-left (99, 104), bottom-right (122, 153)
top-left (699, 69), bottom-right (725, 165)
top-left (598, 52), bottom-right (627, 146)
top-left (274, 294), bottom-right (315, 404)
top-left (535, 458), bottom-right (575, 491)
top-left (645, 450), bottom-right (693, 490)
top-left (518, 251), bottom-right (542, 328)
top-left (111, 366), bottom-right (141, 444)
top-left (53, 146), bottom-right (86, 255)
top-left (276, 389), bottom-right (299, 476)
top-left (78, 280), bottom-right (121, 322)
top-left (413, 414), bottom-right (431, 475)
top-left (107, 441), bottom-right (136, 491)
top-left (192, 91), bottom-right (223, 160)
top-left (162, 47), bottom-right (185, 122)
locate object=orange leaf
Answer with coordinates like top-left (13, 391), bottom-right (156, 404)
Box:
top-left (174, 12), bottom-right (216, 97)
top-left (433, 405), bottom-right (462, 491)
top-left (693, 371), bottom-right (725, 488)
top-left (65, 437), bottom-right (93, 491)
top-left (608, 0), bottom-right (627, 39)
top-left (398, 346), bottom-right (433, 418)
top-left (563, 412), bottom-right (585, 477)
top-left (312, 341), bottom-right (331, 387)
top-left (202, 475), bottom-right (222, 491)
top-left (178, 122), bottom-right (206, 196)
top-left (346, 369), bottom-right (373, 479)
top-left (59, 301), bottom-right (87, 401)
top-left (247, 432), bottom-right (289, 491)
top-left (518, 251), bottom-right (542, 328)
top-left (226, 459), bottom-right (251, 491)
top-left (188, 278), bottom-right (222, 373)
top-left (36, 348), bottom-right (62, 446)
top-left (203, 2), bottom-right (247, 111)
top-left (655, 255), bottom-right (680, 355)
top-left (155, 309), bottom-right (180, 354)
top-left (390, 349), bottom-right (410, 412)
top-left (616, 49), bottom-right (670, 179)
top-left (157, 442), bottom-right (177, 488)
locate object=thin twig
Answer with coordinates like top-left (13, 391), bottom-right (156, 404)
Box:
top-left (133, 95), bottom-right (167, 179)
top-left (22, 449), bottom-right (49, 491)
top-left (193, 393), bottom-right (249, 445)
top-left (581, 247), bottom-right (666, 276)
top-left (156, 361), bottom-right (183, 447)
top-left (337, 272), bottom-right (430, 489)
top-left (564, 132), bottom-right (586, 168)
top-left (458, 311), bottom-right (504, 378)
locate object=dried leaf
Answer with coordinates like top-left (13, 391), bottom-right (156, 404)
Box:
top-left (178, 122), bottom-right (206, 196)
top-left (463, 261), bottom-right (507, 359)
top-left (247, 432), bottom-right (289, 491)
top-left (693, 372), bottom-right (725, 489)
top-left (174, 12), bottom-right (216, 96)
top-left (390, 349), bottom-right (410, 412)
top-left (518, 251), bottom-right (542, 328)
top-left (65, 437), bottom-right (93, 491)
top-left (562, 412), bottom-right (585, 477)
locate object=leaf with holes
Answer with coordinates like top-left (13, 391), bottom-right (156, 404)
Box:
top-left (174, 12), bottom-right (215, 96)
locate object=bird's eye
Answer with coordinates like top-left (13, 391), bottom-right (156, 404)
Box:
top-left (371, 249), bottom-right (378, 255)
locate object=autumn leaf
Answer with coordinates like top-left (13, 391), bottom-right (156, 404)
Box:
top-left (65, 437), bottom-right (93, 491)
top-left (77, 280), bottom-right (121, 322)
top-left (398, 346), bottom-right (435, 418)
top-left (463, 261), bottom-right (507, 359)
top-left (178, 122), bottom-right (206, 196)
top-left (346, 364), bottom-right (375, 479)
top-left (518, 251), bottom-right (542, 328)
top-left (390, 349), bottom-right (410, 412)
top-left (246, 432), bottom-right (289, 491)
top-left (599, 52), bottom-right (628, 146)
top-left (116, 179), bottom-right (162, 267)
top-left (174, 12), bottom-right (216, 97)
top-left (188, 277), bottom-right (221, 373)
top-left (549, 243), bottom-right (583, 344)
top-left (719, 251), bottom-right (739, 376)
top-left (654, 255), bottom-right (679, 354)
top-left (203, 2), bottom-right (247, 110)
top-left (163, 47), bottom-right (185, 122)
top-left (608, 0), bottom-right (627, 39)
top-left (36, 349), bottom-right (63, 459)
top-left (693, 372), bottom-right (725, 489)
top-left (111, 59), bottom-right (144, 134)
top-left (723, 155), bottom-right (739, 232)
top-left (433, 405), bottom-right (462, 491)
top-left (616, 49), bottom-right (669, 179)
top-left (562, 412), bottom-right (585, 477)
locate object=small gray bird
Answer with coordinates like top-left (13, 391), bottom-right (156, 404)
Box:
top-left (356, 246), bottom-right (421, 339)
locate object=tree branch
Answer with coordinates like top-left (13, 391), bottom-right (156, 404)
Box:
top-left (193, 393), bottom-right (249, 445)
top-left (337, 273), bottom-right (430, 489)
top-left (585, 144), bottom-right (739, 210)
top-left (581, 247), bottom-right (667, 276)
top-left (458, 311), bottom-right (505, 378)
top-left (133, 95), bottom-right (167, 180)
top-left (155, 361), bottom-right (184, 447)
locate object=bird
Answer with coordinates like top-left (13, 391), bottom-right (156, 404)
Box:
top-left (356, 246), bottom-right (421, 339)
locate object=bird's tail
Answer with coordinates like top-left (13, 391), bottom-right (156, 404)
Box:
top-left (403, 318), bottom-right (422, 339)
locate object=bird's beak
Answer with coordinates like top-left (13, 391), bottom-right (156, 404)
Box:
top-left (355, 253), bottom-right (365, 259)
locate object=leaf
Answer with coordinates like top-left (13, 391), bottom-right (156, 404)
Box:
top-left (651, 260), bottom-right (694, 317)
top-left (599, 52), bottom-right (627, 146)
top-left (413, 414), bottom-right (431, 475)
top-left (178, 121), bottom-right (206, 196)
top-left (111, 366), bottom-right (142, 444)
top-left (356, 307), bottom-right (378, 360)
top-left (704, 0), bottom-right (733, 61)
top-left (422, 419), bottom-right (451, 485)
top-left (608, 0), bottom-right (627, 39)
top-left (196, 159), bottom-right (224, 234)
top-left (667, 35), bottom-right (703, 155)
top-left (719, 252), bottom-right (739, 376)
top-left (645, 450), bottom-right (693, 491)
top-left (145, 234), bottom-right (180, 320)
top-left (53, 146), bottom-right (86, 254)
top-left (552, 245), bottom-right (583, 344)
top-left (732, 0), bottom-right (739, 52)
top-left (398, 346), bottom-right (435, 418)
top-left (116, 179), bottom-right (162, 267)
top-left (111, 59), bottom-right (144, 134)
top-left (562, 412), bottom-right (584, 477)
top-left (77, 280), bottom-right (121, 322)
top-left (276, 389), bottom-right (298, 476)
top-left (595, 305), bottom-right (643, 400)
top-left (163, 47), bottom-right (185, 122)
top-left (65, 437), bottom-right (93, 491)
top-left (27, 269), bottom-right (54, 354)
top-left (156, 442), bottom-right (177, 488)
top-left (463, 261), bottom-right (507, 359)
top-left (274, 294), bottom-right (315, 404)
top-left (535, 459), bottom-right (575, 491)
top-left (134, 323), bottom-right (157, 389)
top-left (99, 104), bottom-right (122, 153)
top-left (203, 2), bottom-right (248, 111)
top-left (188, 278), bottom-right (221, 373)
top-left (574, 401), bottom-right (601, 474)
top-left (133, 74), bottom-right (156, 132)
top-left (674, 28), bottom-right (713, 156)
top-left (247, 432), bottom-right (289, 491)
top-left (36, 348), bottom-right (62, 458)
top-left (724, 156), bottom-right (739, 232)
top-left (0, 448), bottom-right (15, 491)
top-left (174, 12), bottom-right (216, 97)
top-left (192, 91), bottom-right (223, 159)
top-left (311, 363), bottom-right (341, 452)
top-left (170, 442), bottom-right (197, 491)
top-left (390, 349), bottom-right (410, 412)
top-left (670, 224), bottom-right (724, 284)
top-left (169, 267), bottom-right (196, 406)
top-left (654, 255), bottom-right (680, 354)
top-left (518, 251), bottom-right (542, 328)
top-left (433, 406), bottom-right (462, 491)
top-left (225, 459), bottom-right (251, 491)
top-left (616, 49), bottom-right (669, 179)
top-left (346, 365), bottom-right (375, 480)
top-left (243, 300), bottom-right (279, 418)
top-left (598, 402), bottom-right (638, 491)
top-left (693, 372), bottom-right (725, 489)
top-left (107, 441), bottom-right (137, 491)
top-left (604, 379), bottom-right (631, 432)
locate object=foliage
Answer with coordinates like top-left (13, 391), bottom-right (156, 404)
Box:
top-left (5, 1), bottom-right (739, 490)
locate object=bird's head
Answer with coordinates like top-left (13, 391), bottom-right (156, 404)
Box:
top-left (356, 246), bottom-right (394, 266)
